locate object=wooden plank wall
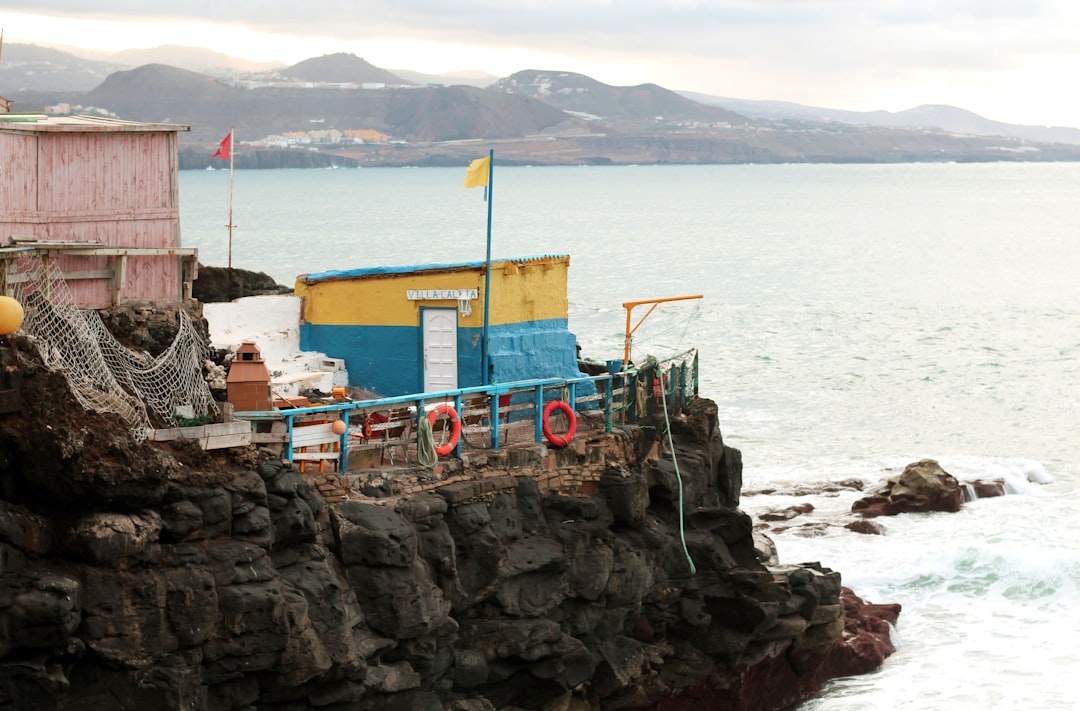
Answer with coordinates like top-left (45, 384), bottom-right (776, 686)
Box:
top-left (0, 133), bottom-right (39, 214)
top-left (0, 130), bottom-right (183, 305)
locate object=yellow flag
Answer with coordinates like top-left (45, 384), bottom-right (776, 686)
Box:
top-left (464, 156), bottom-right (490, 188)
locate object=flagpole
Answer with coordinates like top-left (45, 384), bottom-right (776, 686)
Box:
top-left (481, 149), bottom-right (494, 386)
top-left (226, 127), bottom-right (235, 269)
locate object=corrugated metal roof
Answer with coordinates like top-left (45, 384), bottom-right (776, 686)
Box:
top-left (300, 254), bottom-right (571, 284)
top-left (0, 114), bottom-right (190, 133)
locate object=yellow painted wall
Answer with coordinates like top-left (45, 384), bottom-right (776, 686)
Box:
top-left (295, 255), bottom-right (569, 327)
top-left (490, 257), bottom-right (569, 325)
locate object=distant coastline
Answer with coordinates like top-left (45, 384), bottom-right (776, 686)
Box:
top-left (180, 133), bottom-right (1080, 171)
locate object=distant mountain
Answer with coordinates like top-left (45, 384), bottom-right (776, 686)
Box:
top-left (0, 43), bottom-right (124, 92)
top-left (88, 64), bottom-right (233, 113)
top-left (390, 68), bottom-right (498, 89)
top-left (280, 53), bottom-right (412, 86)
top-left (0, 42), bottom-right (278, 92)
top-left (680, 92), bottom-right (1080, 145)
top-left (81, 64), bottom-right (573, 143)
top-left (493, 70), bottom-right (746, 124)
top-left (110, 45), bottom-right (282, 75)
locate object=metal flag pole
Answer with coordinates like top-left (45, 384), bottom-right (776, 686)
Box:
top-left (226, 127), bottom-right (235, 269)
top-left (481, 149), bottom-right (495, 385)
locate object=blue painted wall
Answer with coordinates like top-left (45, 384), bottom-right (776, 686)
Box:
top-left (300, 318), bottom-right (594, 398)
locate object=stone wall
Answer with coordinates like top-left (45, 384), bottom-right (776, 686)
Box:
top-left (309, 424), bottom-right (646, 504)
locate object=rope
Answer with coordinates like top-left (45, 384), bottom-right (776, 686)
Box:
top-left (671, 303), bottom-right (699, 355)
top-left (416, 414), bottom-right (437, 469)
top-left (631, 302), bottom-right (702, 357)
top-left (657, 359), bottom-right (697, 576)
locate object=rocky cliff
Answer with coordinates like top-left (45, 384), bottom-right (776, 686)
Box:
top-left (0, 323), bottom-right (898, 710)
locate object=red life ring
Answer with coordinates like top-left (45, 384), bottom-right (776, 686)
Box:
top-left (427, 403), bottom-right (461, 456)
top-left (542, 399), bottom-right (577, 447)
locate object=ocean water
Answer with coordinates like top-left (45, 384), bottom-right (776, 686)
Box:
top-left (180, 162), bottom-right (1080, 709)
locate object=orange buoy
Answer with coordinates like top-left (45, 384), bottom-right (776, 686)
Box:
top-left (427, 403), bottom-right (461, 456)
top-left (542, 399), bottom-right (577, 447)
top-left (0, 296), bottom-right (24, 335)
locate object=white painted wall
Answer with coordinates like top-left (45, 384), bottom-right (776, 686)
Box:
top-left (203, 294), bottom-right (346, 397)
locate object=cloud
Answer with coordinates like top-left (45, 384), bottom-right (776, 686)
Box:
top-left (7, 1), bottom-right (1080, 126)
top-left (11, 1), bottom-right (1063, 53)
top-left (7, 1), bottom-right (1072, 66)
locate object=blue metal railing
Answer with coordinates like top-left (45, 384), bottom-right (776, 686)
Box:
top-left (232, 348), bottom-right (698, 471)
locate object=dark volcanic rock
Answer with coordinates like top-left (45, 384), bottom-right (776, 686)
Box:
top-left (653, 586), bottom-right (898, 711)
top-left (852, 458), bottom-right (964, 517)
top-left (98, 299), bottom-right (211, 357)
top-left (758, 503), bottom-right (815, 522)
top-left (964, 479), bottom-right (1007, 500)
top-left (744, 478), bottom-right (865, 497)
top-left (844, 519), bottom-right (885, 535)
top-left (852, 460), bottom-right (1008, 518)
top-left (0, 336), bottom-right (899, 711)
top-left (192, 264), bottom-right (292, 302)
top-left (599, 463), bottom-right (649, 526)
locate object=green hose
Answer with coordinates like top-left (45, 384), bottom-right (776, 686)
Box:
top-left (657, 359), bottom-right (697, 576)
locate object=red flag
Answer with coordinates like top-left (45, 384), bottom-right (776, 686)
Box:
top-left (211, 132), bottom-right (231, 160)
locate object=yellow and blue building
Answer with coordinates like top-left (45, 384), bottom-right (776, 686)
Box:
top-left (295, 254), bottom-right (589, 397)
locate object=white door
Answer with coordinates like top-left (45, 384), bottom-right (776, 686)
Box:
top-left (422, 309), bottom-right (458, 393)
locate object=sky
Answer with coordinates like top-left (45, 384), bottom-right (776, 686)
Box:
top-left (4, 2), bottom-right (1080, 128)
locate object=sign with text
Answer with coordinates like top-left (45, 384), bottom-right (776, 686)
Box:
top-left (406, 289), bottom-right (479, 301)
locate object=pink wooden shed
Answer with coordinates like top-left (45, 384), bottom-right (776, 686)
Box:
top-left (0, 114), bottom-right (197, 307)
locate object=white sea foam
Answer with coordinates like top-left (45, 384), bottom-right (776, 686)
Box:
top-left (935, 455), bottom-right (1055, 491)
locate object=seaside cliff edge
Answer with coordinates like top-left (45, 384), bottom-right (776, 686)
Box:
top-left (0, 305), bottom-right (899, 711)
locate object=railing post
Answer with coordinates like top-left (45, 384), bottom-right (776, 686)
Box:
top-left (534, 385), bottom-right (544, 443)
top-left (339, 410), bottom-right (349, 472)
top-left (453, 394), bottom-right (463, 456)
top-left (604, 376), bottom-right (613, 432)
top-left (677, 362), bottom-right (686, 412)
top-left (285, 413), bottom-right (295, 463)
top-left (415, 398), bottom-right (425, 461)
top-left (491, 390), bottom-right (501, 451)
top-left (693, 349), bottom-right (699, 400)
top-left (656, 363), bottom-right (665, 412)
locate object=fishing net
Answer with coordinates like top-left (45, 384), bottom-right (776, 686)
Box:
top-left (9, 255), bottom-right (217, 440)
